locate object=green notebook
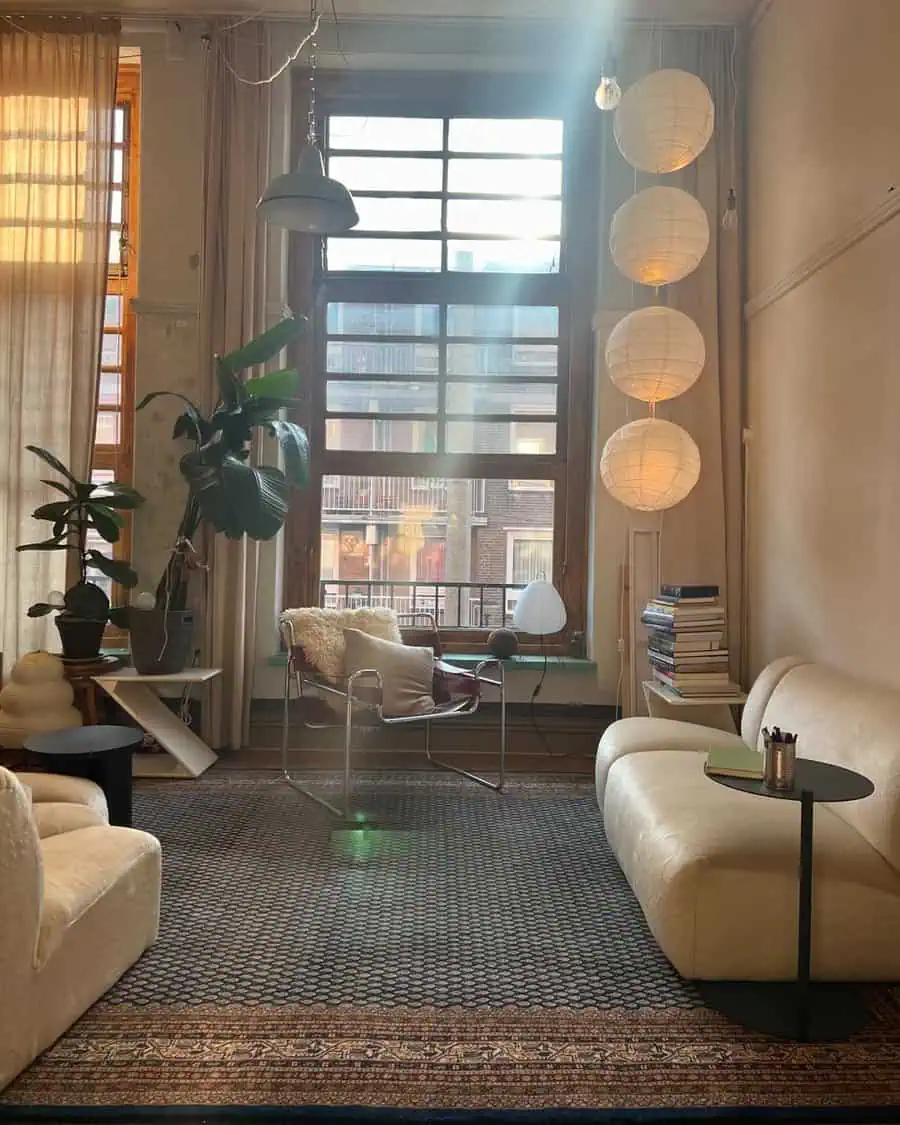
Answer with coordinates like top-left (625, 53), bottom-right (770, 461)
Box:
top-left (705, 745), bottom-right (764, 780)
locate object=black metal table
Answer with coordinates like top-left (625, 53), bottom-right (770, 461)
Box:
top-left (24, 724), bottom-right (144, 827)
top-left (700, 757), bottom-right (875, 1041)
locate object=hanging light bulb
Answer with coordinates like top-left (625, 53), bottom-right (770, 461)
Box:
top-left (722, 187), bottom-right (739, 231)
top-left (257, 2), bottom-right (359, 233)
top-left (595, 74), bottom-right (623, 112)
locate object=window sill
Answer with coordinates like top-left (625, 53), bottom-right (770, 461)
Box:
top-left (268, 651), bottom-right (595, 673)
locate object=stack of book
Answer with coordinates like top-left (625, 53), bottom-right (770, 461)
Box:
top-left (642, 584), bottom-right (741, 698)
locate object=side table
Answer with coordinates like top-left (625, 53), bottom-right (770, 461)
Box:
top-left (701, 757), bottom-right (874, 1041)
top-left (24, 725), bottom-right (144, 826)
top-left (94, 668), bottom-right (221, 778)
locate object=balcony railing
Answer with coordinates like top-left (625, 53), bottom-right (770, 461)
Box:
top-left (322, 475), bottom-right (448, 517)
top-left (320, 579), bottom-right (527, 629)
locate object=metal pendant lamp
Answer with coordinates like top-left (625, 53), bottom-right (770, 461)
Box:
top-left (256, 0), bottom-right (359, 233)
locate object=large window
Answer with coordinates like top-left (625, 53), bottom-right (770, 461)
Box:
top-left (286, 75), bottom-right (596, 650)
top-left (90, 66), bottom-right (139, 610)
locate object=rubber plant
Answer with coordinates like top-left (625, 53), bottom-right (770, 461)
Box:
top-left (16, 446), bottom-right (144, 658)
top-left (137, 313), bottom-right (310, 612)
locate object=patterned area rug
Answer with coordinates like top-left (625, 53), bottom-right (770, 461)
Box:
top-left (4, 772), bottom-right (900, 1112)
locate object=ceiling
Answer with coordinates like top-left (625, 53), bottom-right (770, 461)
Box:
top-left (4, 0), bottom-right (760, 25)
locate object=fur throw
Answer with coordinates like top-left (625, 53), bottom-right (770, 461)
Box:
top-left (280, 607), bottom-right (402, 682)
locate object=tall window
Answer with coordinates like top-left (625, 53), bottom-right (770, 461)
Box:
top-left (90, 66), bottom-right (139, 608)
top-left (286, 75), bottom-right (596, 650)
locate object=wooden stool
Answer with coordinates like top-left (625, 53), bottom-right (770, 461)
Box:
top-left (58, 654), bottom-right (124, 725)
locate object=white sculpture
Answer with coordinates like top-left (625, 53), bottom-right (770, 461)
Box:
top-left (0, 651), bottom-right (82, 748)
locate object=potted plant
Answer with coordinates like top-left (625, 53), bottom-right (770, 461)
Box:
top-left (17, 446), bottom-right (144, 661)
top-left (132, 313), bottom-right (310, 674)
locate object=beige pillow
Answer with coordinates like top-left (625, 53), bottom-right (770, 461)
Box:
top-left (343, 628), bottom-right (435, 719)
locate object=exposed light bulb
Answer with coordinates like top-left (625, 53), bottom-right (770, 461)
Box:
top-left (722, 187), bottom-right (739, 231)
top-left (134, 591), bottom-right (157, 611)
top-left (48, 590), bottom-right (65, 608)
top-left (595, 76), bottom-right (622, 112)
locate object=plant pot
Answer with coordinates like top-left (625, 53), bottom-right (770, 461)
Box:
top-left (55, 616), bottom-right (106, 661)
top-left (129, 609), bottom-right (195, 676)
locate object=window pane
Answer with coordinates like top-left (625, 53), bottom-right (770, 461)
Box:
top-left (110, 190), bottom-right (123, 225)
top-left (447, 198), bottom-right (561, 238)
top-left (98, 371), bottom-right (121, 406)
top-left (108, 229), bottom-right (120, 265)
top-left (95, 410), bottom-right (120, 446)
top-left (446, 382), bottom-right (556, 414)
top-left (327, 303), bottom-right (439, 337)
top-left (112, 148), bottom-right (124, 184)
top-left (447, 305), bottom-right (558, 338)
top-left (326, 418), bottom-right (437, 453)
top-left (327, 381), bottom-right (438, 414)
top-left (327, 341), bottom-right (439, 376)
top-left (91, 468), bottom-right (115, 486)
top-left (114, 108), bottom-right (125, 143)
top-left (329, 116), bottom-right (442, 151)
top-left (447, 342), bottom-right (558, 377)
top-left (448, 240), bottom-right (560, 273)
top-left (448, 118), bottom-right (563, 155)
top-left (101, 333), bottom-right (121, 367)
top-left (448, 158), bottom-right (562, 196)
top-left (445, 419), bottom-right (556, 454)
top-left (104, 295), bottom-right (123, 328)
top-left (327, 238), bottom-right (441, 272)
top-left (319, 476), bottom-right (555, 627)
top-left (354, 196), bottom-right (442, 233)
top-left (328, 156), bottom-right (443, 192)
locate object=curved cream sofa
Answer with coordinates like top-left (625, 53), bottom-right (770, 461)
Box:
top-left (596, 658), bottom-right (900, 981)
top-left (0, 768), bottom-right (161, 1091)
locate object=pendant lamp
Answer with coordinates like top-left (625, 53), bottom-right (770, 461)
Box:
top-left (257, 2), bottom-right (358, 233)
top-left (605, 306), bottom-right (705, 404)
top-left (600, 417), bottom-right (701, 512)
top-left (614, 68), bottom-right (714, 174)
top-left (610, 186), bottom-right (710, 287)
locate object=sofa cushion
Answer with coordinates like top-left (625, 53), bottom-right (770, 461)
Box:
top-left (604, 750), bottom-right (900, 980)
top-left (32, 802), bottom-right (106, 840)
top-left (15, 771), bottom-right (108, 822)
top-left (343, 628), bottom-right (435, 719)
top-left (595, 716), bottom-right (746, 807)
top-left (38, 825), bottom-right (161, 968)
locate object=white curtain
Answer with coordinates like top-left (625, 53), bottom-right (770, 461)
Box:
top-left (198, 24), bottom-right (271, 749)
top-left (0, 17), bottom-right (120, 671)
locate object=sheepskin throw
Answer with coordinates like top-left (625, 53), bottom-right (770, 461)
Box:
top-left (280, 607), bottom-right (402, 682)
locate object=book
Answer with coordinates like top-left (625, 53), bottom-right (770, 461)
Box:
top-left (647, 631), bottom-right (724, 651)
top-left (642, 611), bottom-right (725, 632)
top-left (705, 745), bottom-right (764, 780)
top-left (653, 675), bottom-right (743, 698)
top-left (649, 658), bottom-right (730, 676)
top-left (655, 594), bottom-right (718, 606)
top-left (661, 584), bottom-right (720, 599)
top-left (645, 600), bottom-right (724, 617)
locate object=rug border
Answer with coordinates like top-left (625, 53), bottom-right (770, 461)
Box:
top-left (2, 1106), bottom-right (900, 1124)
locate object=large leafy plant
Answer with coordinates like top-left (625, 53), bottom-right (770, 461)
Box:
top-left (138, 314), bottom-right (310, 611)
top-left (17, 445), bottom-right (144, 625)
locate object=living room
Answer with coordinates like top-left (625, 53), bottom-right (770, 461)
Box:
top-left (1, 0), bottom-right (899, 1121)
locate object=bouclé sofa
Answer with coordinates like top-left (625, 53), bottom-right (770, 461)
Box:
top-left (596, 657), bottom-right (900, 981)
top-left (0, 768), bottom-right (161, 1091)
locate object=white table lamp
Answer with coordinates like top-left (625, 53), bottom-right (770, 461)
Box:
top-left (513, 581), bottom-right (567, 636)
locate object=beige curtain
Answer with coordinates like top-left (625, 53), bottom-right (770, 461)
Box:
top-left (0, 17), bottom-right (120, 671)
top-left (658, 27), bottom-right (745, 684)
top-left (198, 24), bottom-right (271, 749)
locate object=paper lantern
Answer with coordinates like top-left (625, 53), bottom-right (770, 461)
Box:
top-left (610, 186), bottom-right (710, 286)
top-left (600, 417), bottom-right (700, 511)
top-left (605, 306), bottom-right (706, 404)
top-left (615, 69), bottom-right (714, 174)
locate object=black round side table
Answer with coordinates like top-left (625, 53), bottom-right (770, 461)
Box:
top-left (701, 757), bottom-right (874, 1042)
top-left (24, 725), bottom-right (144, 828)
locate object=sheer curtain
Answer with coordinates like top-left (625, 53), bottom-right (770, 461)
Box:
top-left (0, 17), bottom-right (120, 670)
top-left (198, 24), bottom-right (271, 749)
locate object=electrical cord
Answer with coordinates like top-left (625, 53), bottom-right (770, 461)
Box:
top-left (528, 635), bottom-right (572, 759)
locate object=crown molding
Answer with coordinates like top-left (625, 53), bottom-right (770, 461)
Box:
top-left (745, 190), bottom-right (900, 320)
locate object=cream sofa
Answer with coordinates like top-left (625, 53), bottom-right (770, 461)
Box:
top-left (596, 657), bottom-right (900, 981)
top-left (0, 768), bottom-right (161, 1090)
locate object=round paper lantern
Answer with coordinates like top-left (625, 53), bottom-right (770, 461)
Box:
top-left (615, 69), bottom-right (714, 174)
top-left (610, 186), bottom-right (710, 286)
top-left (600, 417), bottom-right (701, 511)
top-left (605, 306), bottom-right (705, 404)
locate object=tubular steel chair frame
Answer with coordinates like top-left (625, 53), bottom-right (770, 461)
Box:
top-left (281, 613), bottom-right (507, 819)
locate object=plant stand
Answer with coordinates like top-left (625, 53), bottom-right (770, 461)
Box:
top-left (94, 668), bottom-right (222, 778)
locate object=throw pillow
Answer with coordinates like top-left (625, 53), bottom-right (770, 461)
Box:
top-left (343, 628), bottom-right (436, 719)
top-left (280, 607), bottom-right (402, 682)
